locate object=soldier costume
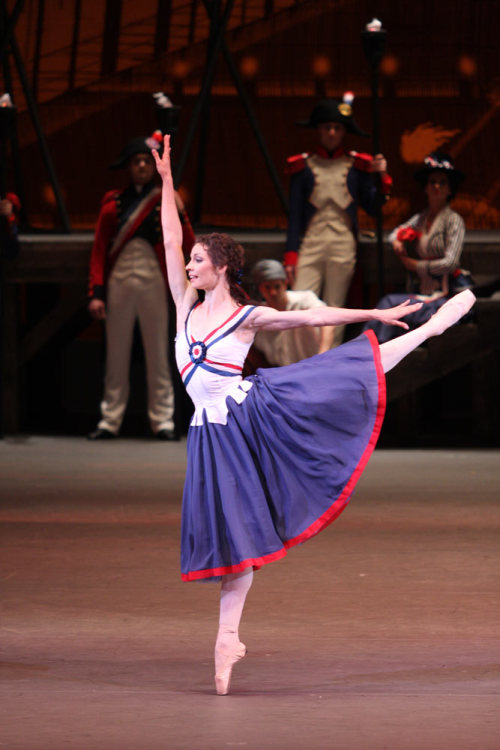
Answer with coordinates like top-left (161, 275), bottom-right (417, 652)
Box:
top-left (88, 133), bottom-right (195, 439)
top-left (0, 192), bottom-right (21, 258)
top-left (285, 95), bottom-right (392, 345)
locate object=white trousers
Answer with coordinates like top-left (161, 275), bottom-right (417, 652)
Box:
top-left (98, 270), bottom-right (175, 434)
top-left (293, 202), bottom-right (357, 348)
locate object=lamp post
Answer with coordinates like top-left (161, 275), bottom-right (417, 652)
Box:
top-left (361, 18), bottom-right (387, 299)
top-left (0, 93), bottom-right (16, 198)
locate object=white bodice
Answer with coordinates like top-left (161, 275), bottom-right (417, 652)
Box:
top-left (175, 303), bottom-right (255, 426)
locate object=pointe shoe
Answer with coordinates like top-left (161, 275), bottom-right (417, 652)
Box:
top-left (428, 289), bottom-right (476, 336)
top-left (214, 642), bottom-right (247, 696)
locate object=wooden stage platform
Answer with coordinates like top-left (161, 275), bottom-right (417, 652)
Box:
top-left (1, 437), bottom-right (499, 749)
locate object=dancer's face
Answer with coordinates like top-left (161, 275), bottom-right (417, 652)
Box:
top-left (425, 172), bottom-right (451, 205)
top-left (186, 243), bottom-right (226, 290)
top-left (258, 279), bottom-right (288, 311)
top-left (317, 122), bottom-right (346, 152)
top-left (128, 153), bottom-right (156, 186)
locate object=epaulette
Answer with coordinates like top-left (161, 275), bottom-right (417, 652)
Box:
top-left (349, 151), bottom-right (373, 173)
top-left (100, 189), bottom-right (120, 206)
top-left (285, 153), bottom-right (309, 175)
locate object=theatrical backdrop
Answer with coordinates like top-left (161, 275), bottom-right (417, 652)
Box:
top-left (4, 0), bottom-right (500, 229)
top-left (1, 0), bottom-right (499, 442)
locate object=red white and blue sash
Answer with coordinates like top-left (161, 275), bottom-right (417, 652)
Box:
top-left (108, 186), bottom-right (161, 263)
top-left (180, 302), bottom-right (255, 387)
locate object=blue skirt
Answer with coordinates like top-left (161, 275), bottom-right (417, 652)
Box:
top-left (181, 331), bottom-right (386, 581)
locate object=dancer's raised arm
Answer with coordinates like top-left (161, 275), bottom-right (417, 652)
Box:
top-left (153, 135), bottom-right (195, 310)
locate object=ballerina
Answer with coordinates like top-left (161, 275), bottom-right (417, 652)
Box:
top-left (153, 136), bottom-right (475, 696)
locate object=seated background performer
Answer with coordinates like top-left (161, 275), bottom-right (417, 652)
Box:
top-left (0, 192), bottom-right (21, 259)
top-left (364, 152), bottom-right (471, 344)
top-left (251, 258), bottom-right (334, 366)
top-left (285, 93), bottom-right (392, 347)
top-left (88, 132), bottom-right (195, 440)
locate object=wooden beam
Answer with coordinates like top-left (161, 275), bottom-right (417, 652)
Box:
top-left (154, 0), bottom-right (171, 59)
top-left (68, 0), bottom-right (82, 90)
top-left (32, 0), bottom-right (45, 100)
top-left (101, 0), bottom-right (122, 76)
top-left (20, 285), bottom-right (87, 365)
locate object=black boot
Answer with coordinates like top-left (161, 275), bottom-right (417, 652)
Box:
top-left (87, 428), bottom-right (116, 440)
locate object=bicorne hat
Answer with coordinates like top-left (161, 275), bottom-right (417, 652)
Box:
top-left (296, 92), bottom-right (369, 137)
top-left (110, 130), bottom-right (163, 169)
top-left (414, 152), bottom-right (466, 194)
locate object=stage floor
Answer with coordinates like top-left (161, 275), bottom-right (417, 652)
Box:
top-left (1, 438), bottom-right (499, 749)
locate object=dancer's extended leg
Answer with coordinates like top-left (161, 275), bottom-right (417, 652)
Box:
top-left (215, 568), bottom-right (254, 695)
top-left (380, 290), bottom-right (476, 373)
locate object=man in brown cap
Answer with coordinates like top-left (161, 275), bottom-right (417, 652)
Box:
top-left (251, 259), bottom-right (334, 365)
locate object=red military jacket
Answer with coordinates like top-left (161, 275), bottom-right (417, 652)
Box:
top-left (88, 184), bottom-right (195, 300)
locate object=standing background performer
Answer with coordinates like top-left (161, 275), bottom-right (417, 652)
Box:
top-left (285, 94), bottom-right (392, 346)
top-left (88, 132), bottom-right (195, 440)
top-left (0, 192), bottom-right (21, 259)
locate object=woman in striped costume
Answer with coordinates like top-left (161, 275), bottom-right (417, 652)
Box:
top-left (365, 152), bottom-right (472, 343)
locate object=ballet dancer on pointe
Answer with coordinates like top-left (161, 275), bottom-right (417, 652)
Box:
top-left (153, 135), bottom-right (475, 696)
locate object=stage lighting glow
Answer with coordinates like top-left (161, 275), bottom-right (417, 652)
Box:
top-left (380, 54), bottom-right (399, 76)
top-left (312, 55), bottom-right (331, 78)
top-left (172, 60), bottom-right (189, 79)
top-left (458, 55), bottom-right (477, 77)
top-left (240, 56), bottom-right (259, 78)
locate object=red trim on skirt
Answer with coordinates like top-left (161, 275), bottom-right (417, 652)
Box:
top-left (181, 546), bottom-right (288, 581)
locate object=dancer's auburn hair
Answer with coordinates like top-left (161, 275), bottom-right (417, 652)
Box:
top-left (197, 232), bottom-right (248, 305)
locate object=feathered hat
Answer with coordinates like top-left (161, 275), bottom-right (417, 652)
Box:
top-left (109, 130), bottom-right (163, 169)
top-left (414, 152), bottom-right (466, 195)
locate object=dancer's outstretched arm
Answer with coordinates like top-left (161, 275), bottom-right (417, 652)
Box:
top-left (153, 135), bottom-right (197, 312)
top-left (246, 299), bottom-right (423, 333)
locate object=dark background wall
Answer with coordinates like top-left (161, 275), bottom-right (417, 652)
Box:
top-left (2, 0), bottom-right (499, 443)
top-left (4, 0), bottom-right (500, 231)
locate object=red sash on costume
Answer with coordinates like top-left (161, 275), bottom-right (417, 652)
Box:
top-left (108, 186), bottom-right (162, 262)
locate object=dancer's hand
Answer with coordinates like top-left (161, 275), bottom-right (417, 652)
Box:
top-left (0, 198), bottom-right (13, 217)
top-left (152, 134), bottom-right (173, 182)
top-left (89, 299), bottom-right (106, 320)
top-left (371, 153), bottom-right (387, 174)
top-left (285, 264), bottom-right (296, 287)
top-left (392, 239), bottom-right (406, 256)
top-left (375, 299), bottom-right (422, 329)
